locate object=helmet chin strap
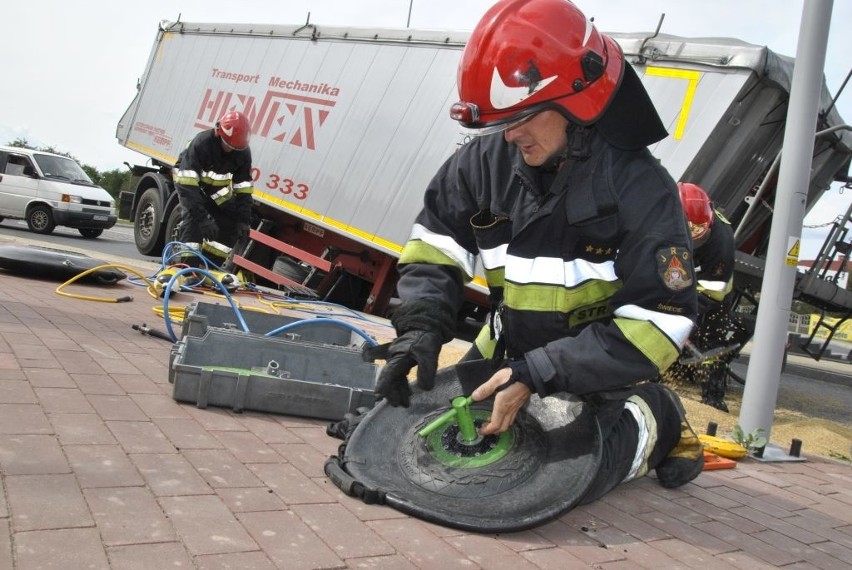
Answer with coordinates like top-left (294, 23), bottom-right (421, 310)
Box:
top-left (540, 123), bottom-right (592, 171)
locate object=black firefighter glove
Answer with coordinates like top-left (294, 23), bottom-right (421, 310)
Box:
top-left (374, 298), bottom-right (457, 407)
top-left (375, 330), bottom-right (443, 407)
top-left (233, 221), bottom-right (251, 252)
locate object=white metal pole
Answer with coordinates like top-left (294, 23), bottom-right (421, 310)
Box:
top-left (738, 0), bottom-right (835, 444)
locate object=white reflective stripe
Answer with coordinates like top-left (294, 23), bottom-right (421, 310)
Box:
top-left (201, 170), bottom-right (232, 183)
top-left (622, 397), bottom-right (657, 482)
top-left (504, 255), bottom-right (617, 287)
top-left (174, 168), bottom-right (199, 180)
top-left (409, 223), bottom-right (476, 276)
top-left (233, 181), bottom-right (253, 191)
top-left (697, 279), bottom-right (728, 292)
top-left (614, 303), bottom-right (694, 346)
top-left (211, 187), bottom-right (232, 201)
top-left (479, 244), bottom-right (508, 271)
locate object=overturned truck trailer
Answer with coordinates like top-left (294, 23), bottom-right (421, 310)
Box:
top-left (116, 21), bottom-right (852, 323)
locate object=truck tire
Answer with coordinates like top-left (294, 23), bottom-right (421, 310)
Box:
top-left (27, 205), bottom-right (56, 235)
top-left (273, 255), bottom-right (310, 283)
top-left (164, 205), bottom-right (183, 247)
top-left (134, 187), bottom-right (166, 256)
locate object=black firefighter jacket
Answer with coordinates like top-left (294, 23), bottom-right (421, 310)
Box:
top-left (173, 129), bottom-right (255, 221)
top-left (396, 130), bottom-right (698, 399)
top-left (694, 210), bottom-right (736, 313)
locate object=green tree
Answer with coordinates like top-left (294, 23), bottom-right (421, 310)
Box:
top-left (97, 169), bottom-right (133, 198)
top-left (9, 137), bottom-right (33, 149)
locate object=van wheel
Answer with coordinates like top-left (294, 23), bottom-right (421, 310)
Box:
top-left (79, 228), bottom-right (103, 238)
top-left (134, 188), bottom-right (166, 256)
top-left (27, 205), bottom-right (56, 234)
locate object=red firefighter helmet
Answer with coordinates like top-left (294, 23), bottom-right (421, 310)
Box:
top-left (678, 182), bottom-right (714, 241)
top-left (450, 0), bottom-right (624, 132)
top-left (215, 111), bottom-right (251, 151)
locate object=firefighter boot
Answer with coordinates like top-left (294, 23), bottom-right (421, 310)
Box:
top-left (701, 362), bottom-right (729, 413)
top-left (655, 386), bottom-right (704, 489)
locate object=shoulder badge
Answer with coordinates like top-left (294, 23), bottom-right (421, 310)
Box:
top-left (657, 246), bottom-right (694, 292)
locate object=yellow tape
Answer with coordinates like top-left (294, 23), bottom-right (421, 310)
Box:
top-left (646, 67), bottom-right (701, 140)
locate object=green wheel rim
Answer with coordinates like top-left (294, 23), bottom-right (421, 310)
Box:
top-left (423, 410), bottom-right (514, 468)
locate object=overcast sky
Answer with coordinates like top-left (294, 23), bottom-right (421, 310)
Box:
top-left (3, 0), bottom-right (850, 257)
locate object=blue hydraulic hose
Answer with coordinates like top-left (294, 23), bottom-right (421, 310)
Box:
top-left (264, 317), bottom-right (378, 347)
top-left (162, 267), bottom-right (250, 341)
top-left (243, 283), bottom-right (392, 329)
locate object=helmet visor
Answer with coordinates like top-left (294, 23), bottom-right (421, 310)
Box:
top-left (221, 136), bottom-right (249, 152)
top-left (456, 107), bottom-right (541, 137)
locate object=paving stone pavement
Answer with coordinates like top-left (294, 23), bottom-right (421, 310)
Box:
top-left (1, 250), bottom-right (851, 569)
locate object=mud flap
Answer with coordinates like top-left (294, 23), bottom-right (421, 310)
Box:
top-left (324, 361), bottom-right (602, 533)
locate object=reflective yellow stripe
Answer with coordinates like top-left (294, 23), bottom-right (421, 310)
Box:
top-left (697, 278), bottom-right (733, 302)
top-left (503, 280), bottom-right (621, 313)
top-left (614, 303), bottom-right (694, 346)
top-left (174, 169), bottom-right (199, 187)
top-left (399, 240), bottom-right (472, 281)
top-left (484, 267), bottom-right (505, 288)
top-left (405, 224), bottom-right (476, 278)
top-left (200, 176), bottom-right (231, 187)
top-left (614, 317), bottom-right (681, 371)
top-left (211, 186), bottom-right (233, 204)
top-left (200, 170), bottom-right (232, 183)
top-left (474, 325), bottom-right (496, 358)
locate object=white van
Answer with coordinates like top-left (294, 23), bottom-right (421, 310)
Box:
top-left (0, 145), bottom-right (116, 238)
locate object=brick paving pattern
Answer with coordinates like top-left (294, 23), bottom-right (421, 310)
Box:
top-left (1, 259), bottom-right (851, 569)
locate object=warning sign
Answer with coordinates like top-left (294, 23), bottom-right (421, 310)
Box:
top-left (785, 237), bottom-right (800, 267)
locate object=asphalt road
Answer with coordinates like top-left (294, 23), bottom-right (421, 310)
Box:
top-left (0, 218), bottom-right (157, 266)
top-left (728, 359), bottom-right (851, 427)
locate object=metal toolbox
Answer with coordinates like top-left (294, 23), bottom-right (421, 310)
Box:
top-left (168, 328), bottom-right (378, 420)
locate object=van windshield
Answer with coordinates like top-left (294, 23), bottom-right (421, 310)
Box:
top-left (33, 154), bottom-right (95, 185)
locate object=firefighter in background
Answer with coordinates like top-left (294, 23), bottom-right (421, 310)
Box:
top-left (173, 110), bottom-right (254, 254)
top-left (372, 0), bottom-right (705, 499)
top-left (675, 182), bottom-right (741, 412)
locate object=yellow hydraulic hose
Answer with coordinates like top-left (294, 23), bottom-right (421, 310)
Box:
top-left (55, 264), bottom-right (159, 303)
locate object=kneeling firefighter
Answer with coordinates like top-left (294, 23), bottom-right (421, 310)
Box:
top-left (173, 110), bottom-right (255, 257)
top-left (372, 0), bottom-right (705, 501)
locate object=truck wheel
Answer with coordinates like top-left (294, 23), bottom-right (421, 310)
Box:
top-left (134, 188), bottom-right (166, 256)
top-left (27, 205), bottom-right (56, 234)
top-left (273, 255), bottom-right (310, 283)
top-left (164, 205), bottom-right (183, 246)
top-left (79, 228), bottom-right (103, 238)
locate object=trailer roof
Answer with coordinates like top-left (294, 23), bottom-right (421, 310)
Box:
top-left (159, 20), bottom-right (469, 48)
